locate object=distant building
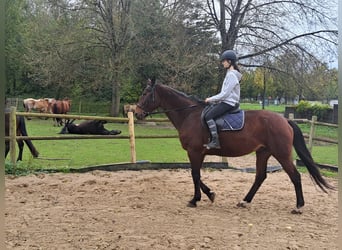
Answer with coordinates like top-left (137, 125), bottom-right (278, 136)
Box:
top-left (329, 99), bottom-right (338, 107)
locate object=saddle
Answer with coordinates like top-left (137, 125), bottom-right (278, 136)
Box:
top-left (201, 104), bottom-right (245, 131)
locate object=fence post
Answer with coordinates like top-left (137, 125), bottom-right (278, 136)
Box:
top-left (128, 111), bottom-right (136, 163)
top-left (308, 115), bottom-right (317, 153)
top-left (9, 106), bottom-right (17, 167)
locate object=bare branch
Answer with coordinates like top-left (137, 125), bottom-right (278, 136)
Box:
top-left (239, 30), bottom-right (337, 60)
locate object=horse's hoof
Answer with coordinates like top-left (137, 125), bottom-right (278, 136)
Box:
top-left (291, 207), bottom-right (303, 214)
top-left (187, 201), bottom-right (197, 208)
top-left (237, 201), bottom-right (250, 208)
top-left (209, 192), bottom-right (216, 203)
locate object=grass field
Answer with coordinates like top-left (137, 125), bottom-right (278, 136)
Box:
top-left (5, 103), bottom-right (338, 175)
top-left (240, 103), bottom-right (287, 113)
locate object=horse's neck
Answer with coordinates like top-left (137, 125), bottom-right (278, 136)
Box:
top-left (157, 85), bottom-right (200, 130)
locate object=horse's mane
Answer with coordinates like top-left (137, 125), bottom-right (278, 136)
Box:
top-left (162, 84), bottom-right (206, 105)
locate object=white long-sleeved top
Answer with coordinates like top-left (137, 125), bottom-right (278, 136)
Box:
top-left (207, 69), bottom-right (242, 106)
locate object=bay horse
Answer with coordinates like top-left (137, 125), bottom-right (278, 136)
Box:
top-left (5, 112), bottom-right (39, 161)
top-left (52, 98), bottom-right (72, 126)
top-left (135, 79), bottom-right (334, 214)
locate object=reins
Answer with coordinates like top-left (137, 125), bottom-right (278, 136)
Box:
top-left (137, 104), bottom-right (199, 116)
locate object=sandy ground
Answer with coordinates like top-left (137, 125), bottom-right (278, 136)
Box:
top-left (5, 155), bottom-right (338, 250)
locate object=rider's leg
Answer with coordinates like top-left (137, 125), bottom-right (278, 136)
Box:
top-left (204, 119), bottom-right (220, 149)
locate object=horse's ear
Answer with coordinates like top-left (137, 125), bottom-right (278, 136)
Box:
top-left (148, 77), bottom-right (156, 86)
top-left (151, 76), bottom-right (156, 85)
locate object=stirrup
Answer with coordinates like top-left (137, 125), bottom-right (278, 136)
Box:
top-left (204, 141), bottom-right (221, 149)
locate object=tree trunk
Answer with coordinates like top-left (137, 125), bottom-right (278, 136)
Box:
top-left (110, 79), bottom-right (120, 117)
top-left (262, 70), bottom-right (266, 110)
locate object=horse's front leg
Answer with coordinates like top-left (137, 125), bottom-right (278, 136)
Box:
top-left (200, 181), bottom-right (216, 203)
top-left (188, 168), bottom-right (201, 207)
top-left (188, 169), bottom-right (216, 207)
top-left (187, 151), bottom-right (214, 207)
top-left (16, 140), bottom-right (24, 161)
top-left (5, 142), bottom-right (9, 158)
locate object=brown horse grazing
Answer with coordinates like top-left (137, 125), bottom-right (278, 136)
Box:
top-left (23, 98), bottom-right (50, 120)
top-left (135, 79), bottom-right (335, 214)
top-left (52, 98), bottom-right (72, 126)
top-left (5, 112), bottom-right (39, 161)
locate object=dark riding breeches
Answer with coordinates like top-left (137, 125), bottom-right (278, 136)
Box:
top-left (204, 102), bottom-right (236, 121)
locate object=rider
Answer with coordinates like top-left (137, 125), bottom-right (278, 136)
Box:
top-left (204, 50), bottom-right (242, 149)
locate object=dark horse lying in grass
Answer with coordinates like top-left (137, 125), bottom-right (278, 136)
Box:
top-left (59, 119), bottom-right (121, 135)
top-left (5, 112), bottom-right (39, 161)
top-left (135, 79), bottom-right (335, 214)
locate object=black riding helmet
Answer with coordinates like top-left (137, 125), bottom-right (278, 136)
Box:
top-left (220, 50), bottom-right (237, 62)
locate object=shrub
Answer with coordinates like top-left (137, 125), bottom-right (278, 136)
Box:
top-left (311, 103), bottom-right (330, 120)
top-left (295, 100), bottom-right (330, 121)
top-left (296, 100), bottom-right (311, 114)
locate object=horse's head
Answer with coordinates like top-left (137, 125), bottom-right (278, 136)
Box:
top-left (135, 78), bottom-right (160, 120)
top-left (58, 119), bottom-right (75, 134)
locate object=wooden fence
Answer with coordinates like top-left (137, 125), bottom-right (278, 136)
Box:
top-left (288, 113), bottom-right (338, 152)
top-left (5, 107), bottom-right (177, 166)
top-left (5, 107), bottom-right (338, 167)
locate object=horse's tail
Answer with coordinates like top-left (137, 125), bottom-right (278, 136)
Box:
top-left (18, 116), bottom-right (39, 158)
top-left (288, 120), bottom-right (335, 192)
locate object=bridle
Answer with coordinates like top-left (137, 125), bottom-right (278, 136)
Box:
top-left (136, 84), bottom-right (200, 116)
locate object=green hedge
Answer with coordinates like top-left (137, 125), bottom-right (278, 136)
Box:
top-left (296, 101), bottom-right (331, 121)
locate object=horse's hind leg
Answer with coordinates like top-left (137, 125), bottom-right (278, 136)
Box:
top-left (278, 158), bottom-right (304, 214)
top-left (238, 149), bottom-right (270, 208)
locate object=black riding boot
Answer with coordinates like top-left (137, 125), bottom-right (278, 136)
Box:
top-left (204, 119), bottom-right (221, 149)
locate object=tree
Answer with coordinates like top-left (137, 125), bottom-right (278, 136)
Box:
top-left (5, 0), bottom-right (30, 96)
top-left (305, 65), bottom-right (338, 101)
top-left (75, 0), bottom-right (133, 116)
top-left (127, 0), bottom-right (220, 98)
top-left (6, 0), bottom-right (337, 109)
top-left (7, 0), bottom-right (91, 98)
top-left (240, 70), bottom-right (261, 101)
top-left (205, 0), bottom-right (337, 76)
